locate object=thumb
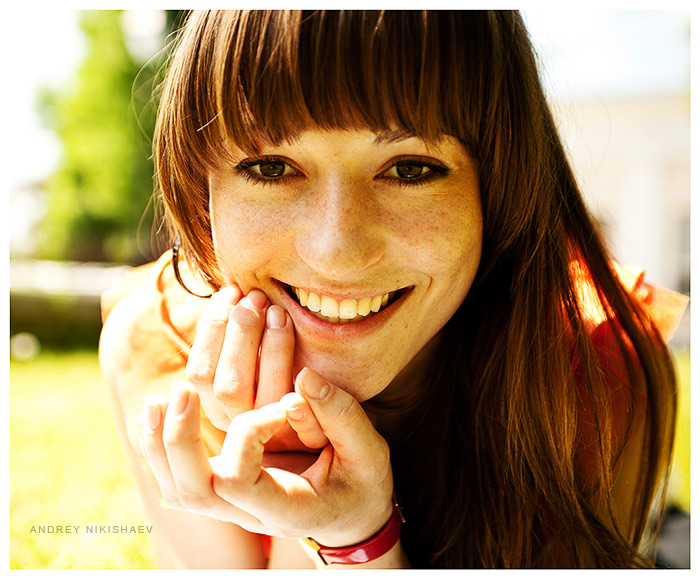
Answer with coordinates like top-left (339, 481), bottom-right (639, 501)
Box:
top-left (294, 368), bottom-right (388, 471)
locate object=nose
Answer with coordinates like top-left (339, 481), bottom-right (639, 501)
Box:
top-left (296, 176), bottom-right (384, 279)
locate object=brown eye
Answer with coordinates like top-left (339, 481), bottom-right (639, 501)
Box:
top-left (395, 162), bottom-right (429, 179)
top-left (378, 158), bottom-right (449, 187)
top-left (256, 162), bottom-right (287, 177)
top-left (236, 156), bottom-right (302, 185)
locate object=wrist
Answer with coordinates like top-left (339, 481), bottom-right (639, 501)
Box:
top-left (312, 500), bottom-right (394, 549)
top-left (299, 501), bottom-right (404, 566)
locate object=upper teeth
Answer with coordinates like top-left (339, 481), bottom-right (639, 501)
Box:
top-left (292, 287), bottom-right (394, 322)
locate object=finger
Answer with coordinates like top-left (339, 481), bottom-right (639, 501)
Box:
top-left (140, 393), bottom-right (181, 506)
top-left (217, 402), bottom-right (289, 487)
top-left (157, 387), bottom-right (276, 532)
top-left (255, 306), bottom-right (295, 408)
top-left (186, 287), bottom-right (242, 429)
top-left (294, 368), bottom-right (390, 473)
top-left (161, 384), bottom-right (225, 512)
top-left (212, 289), bottom-right (269, 416)
top-left (280, 392), bottom-right (329, 449)
top-left (214, 403), bottom-right (317, 527)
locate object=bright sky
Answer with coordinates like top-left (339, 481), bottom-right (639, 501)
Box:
top-left (523, 10), bottom-right (689, 100)
top-left (3, 8), bottom-right (691, 254)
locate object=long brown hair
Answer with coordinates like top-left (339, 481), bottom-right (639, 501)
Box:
top-left (153, 10), bottom-right (676, 568)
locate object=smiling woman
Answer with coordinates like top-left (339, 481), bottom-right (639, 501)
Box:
top-left (99, 10), bottom-right (688, 569)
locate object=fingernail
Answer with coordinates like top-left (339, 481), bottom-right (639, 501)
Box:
top-left (246, 289), bottom-right (268, 310)
top-left (287, 406), bottom-right (303, 421)
top-left (299, 369), bottom-right (330, 400)
top-left (170, 385), bottom-right (190, 415)
top-left (267, 305), bottom-right (287, 329)
top-left (144, 403), bottom-right (162, 431)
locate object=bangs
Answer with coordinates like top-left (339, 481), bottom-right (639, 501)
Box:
top-left (176, 10), bottom-right (487, 162)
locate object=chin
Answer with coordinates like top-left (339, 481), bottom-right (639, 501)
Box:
top-left (292, 349), bottom-right (392, 402)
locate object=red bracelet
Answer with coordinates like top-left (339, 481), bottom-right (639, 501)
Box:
top-left (299, 503), bottom-right (405, 565)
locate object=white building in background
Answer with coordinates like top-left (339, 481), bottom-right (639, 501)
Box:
top-left (553, 94), bottom-right (690, 293)
top-left (551, 93), bottom-right (690, 345)
top-left (524, 10), bottom-right (689, 286)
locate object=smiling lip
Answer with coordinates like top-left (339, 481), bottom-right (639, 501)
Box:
top-left (273, 280), bottom-right (412, 339)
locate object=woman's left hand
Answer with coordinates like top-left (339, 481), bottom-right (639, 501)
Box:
top-left (139, 366), bottom-right (395, 549)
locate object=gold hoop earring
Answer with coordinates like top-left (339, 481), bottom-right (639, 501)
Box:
top-left (171, 235), bottom-right (213, 299)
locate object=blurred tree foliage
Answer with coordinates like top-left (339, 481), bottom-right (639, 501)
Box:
top-left (38, 10), bottom-right (182, 264)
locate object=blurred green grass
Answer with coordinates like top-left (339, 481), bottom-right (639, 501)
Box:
top-left (10, 349), bottom-right (157, 569)
top-left (9, 348), bottom-right (690, 568)
top-left (669, 350), bottom-right (690, 512)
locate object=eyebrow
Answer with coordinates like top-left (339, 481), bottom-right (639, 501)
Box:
top-left (372, 129), bottom-right (420, 145)
top-left (277, 128), bottom-right (416, 146)
top-left (274, 127), bottom-right (437, 148)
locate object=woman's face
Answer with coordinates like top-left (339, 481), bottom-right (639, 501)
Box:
top-left (209, 129), bottom-right (482, 401)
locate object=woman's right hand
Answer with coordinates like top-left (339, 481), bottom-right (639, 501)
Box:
top-left (139, 371), bottom-right (404, 566)
top-left (182, 286), bottom-right (327, 451)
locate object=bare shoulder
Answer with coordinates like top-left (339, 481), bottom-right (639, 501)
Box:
top-left (99, 276), bottom-right (194, 455)
top-left (99, 252), bottom-right (203, 400)
top-left (99, 282), bottom-right (159, 387)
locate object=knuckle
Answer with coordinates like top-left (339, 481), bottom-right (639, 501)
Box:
top-left (161, 430), bottom-right (182, 448)
top-left (261, 334), bottom-right (285, 352)
top-left (162, 425), bottom-right (197, 448)
top-left (212, 377), bottom-right (247, 407)
top-left (161, 494), bottom-right (182, 509)
top-left (185, 360), bottom-right (216, 386)
top-left (334, 395), bottom-right (363, 427)
top-left (218, 472), bottom-right (246, 492)
top-left (213, 474), bottom-right (247, 500)
top-left (249, 419), bottom-right (271, 442)
top-left (178, 490), bottom-right (210, 511)
top-left (227, 412), bottom-right (276, 452)
top-left (261, 331), bottom-right (293, 356)
top-left (142, 435), bottom-right (163, 456)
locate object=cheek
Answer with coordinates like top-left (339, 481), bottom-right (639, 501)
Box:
top-left (210, 201), bottom-right (289, 285)
top-left (394, 198), bottom-right (483, 280)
